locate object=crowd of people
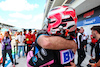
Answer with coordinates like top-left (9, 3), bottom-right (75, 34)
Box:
top-left (1, 31), bottom-right (15, 67)
top-left (0, 29), bottom-right (37, 67)
top-left (1, 26), bottom-right (100, 67)
top-left (15, 29), bottom-right (36, 58)
top-left (76, 27), bottom-right (88, 67)
top-left (76, 26), bottom-right (100, 67)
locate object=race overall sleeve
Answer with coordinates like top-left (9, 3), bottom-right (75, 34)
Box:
top-left (28, 32), bottom-right (55, 67)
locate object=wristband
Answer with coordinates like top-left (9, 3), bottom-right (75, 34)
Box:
top-left (94, 63), bottom-right (96, 67)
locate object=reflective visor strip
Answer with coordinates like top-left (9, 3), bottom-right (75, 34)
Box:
top-left (36, 34), bottom-right (49, 43)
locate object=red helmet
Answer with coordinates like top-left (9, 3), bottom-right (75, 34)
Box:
top-left (47, 6), bottom-right (77, 34)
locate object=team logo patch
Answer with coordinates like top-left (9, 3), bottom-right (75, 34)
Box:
top-left (32, 56), bottom-right (38, 65)
top-left (40, 48), bottom-right (47, 56)
top-left (60, 49), bottom-right (74, 64)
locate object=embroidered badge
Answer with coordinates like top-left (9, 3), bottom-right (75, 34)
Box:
top-left (60, 49), bottom-right (74, 64)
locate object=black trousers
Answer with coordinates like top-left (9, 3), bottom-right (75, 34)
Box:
top-left (83, 40), bottom-right (87, 51)
top-left (2, 49), bottom-right (14, 67)
top-left (77, 49), bottom-right (86, 66)
top-left (26, 44), bottom-right (32, 56)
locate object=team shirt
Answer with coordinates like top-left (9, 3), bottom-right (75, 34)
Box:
top-left (95, 39), bottom-right (100, 62)
top-left (16, 35), bottom-right (25, 46)
top-left (26, 33), bottom-right (33, 44)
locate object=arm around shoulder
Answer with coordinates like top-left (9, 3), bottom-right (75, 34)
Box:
top-left (37, 35), bottom-right (50, 49)
top-left (37, 35), bottom-right (77, 51)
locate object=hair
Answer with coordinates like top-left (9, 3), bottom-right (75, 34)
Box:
top-left (29, 29), bottom-right (31, 31)
top-left (34, 30), bottom-right (36, 32)
top-left (17, 32), bottom-right (20, 35)
top-left (80, 27), bottom-right (83, 29)
top-left (20, 31), bottom-right (22, 33)
top-left (91, 26), bottom-right (100, 34)
top-left (77, 28), bottom-right (80, 31)
top-left (7, 31), bottom-right (9, 34)
top-left (23, 29), bottom-right (26, 32)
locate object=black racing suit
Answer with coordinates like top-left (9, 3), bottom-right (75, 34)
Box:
top-left (29, 30), bottom-right (75, 67)
top-left (77, 33), bottom-right (86, 66)
top-left (95, 39), bottom-right (100, 63)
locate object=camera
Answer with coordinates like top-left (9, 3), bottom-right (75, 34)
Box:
top-left (87, 59), bottom-right (95, 67)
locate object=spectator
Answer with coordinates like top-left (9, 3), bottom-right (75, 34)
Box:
top-left (81, 27), bottom-right (89, 52)
top-left (26, 29), bottom-right (33, 55)
top-left (34, 30), bottom-right (37, 38)
top-left (17, 32), bottom-right (20, 35)
top-left (14, 32), bottom-right (17, 37)
top-left (23, 29), bottom-right (27, 35)
top-left (23, 29), bottom-right (27, 54)
top-left (0, 32), bottom-right (3, 43)
top-left (90, 35), bottom-right (97, 57)
top-left (15, 32), bottom-right (20, 54)
top-left (16, 31), bottom-right (26, 58)
top-left (76, 27), bottom-right (86, 67)
top-left (32, 30), bottom-right (36, 46)
top-left (1, 31), bottom-right (15, 67)
top-left (89, 26), bottom-right (100, 67)
top-left (76, 28), bottom-right (80, 43)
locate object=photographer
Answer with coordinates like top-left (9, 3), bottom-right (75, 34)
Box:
top-left (89, 26), bottom-right (100, 67)
top-left (1, 31), bottom-right (15, 67)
